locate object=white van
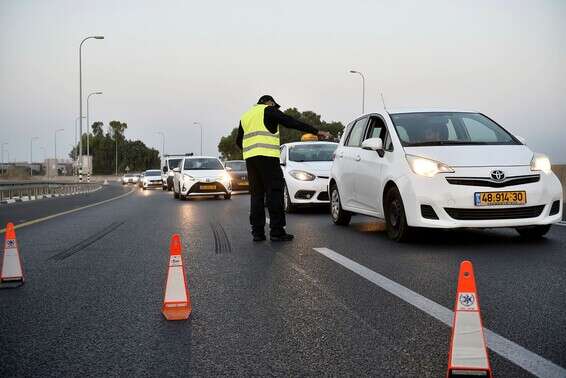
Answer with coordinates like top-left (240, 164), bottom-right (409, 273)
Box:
top-left (161, 154), bottom-right (193, 191)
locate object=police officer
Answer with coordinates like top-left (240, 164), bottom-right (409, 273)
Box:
top-left (236, 95), bottom-right (330, 241)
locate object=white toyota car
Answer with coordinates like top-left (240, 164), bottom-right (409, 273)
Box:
top-left (172, 156), bottom-right (232, 200)
top-left (280, 141), bottom-right (338, 212)
top-left (329, 109), bottom-right (563, 241)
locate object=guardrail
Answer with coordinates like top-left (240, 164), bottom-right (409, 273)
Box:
top-left (0, 182), bottom-right (101, 202)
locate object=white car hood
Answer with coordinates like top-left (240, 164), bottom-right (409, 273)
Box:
top-left (403, 145), bottom-right (533, 167)
top-left (287, 161), bottom-right (332, 177)
top-left (184, 169), bottom-right (225, 179)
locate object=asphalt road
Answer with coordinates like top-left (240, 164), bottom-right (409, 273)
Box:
top-left (0, 183), bottom-right (565, 377)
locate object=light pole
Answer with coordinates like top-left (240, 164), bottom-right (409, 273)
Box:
top-left (1, 143), bottom-right (7, 176)
top-left (193, 122), bottom-right (203, 155)
top-left (75, 116), bottom-right (85, 177)
top-left (86, 91), bottom-right (103, 159)
top-left (349, 70), bottom-right (365, 114)
top-left (79, 35), bottom-right (104, 182)
top-left (157, 132), bottom-right (165, 158)
top-left (30, 137), bottom-right (39, 177)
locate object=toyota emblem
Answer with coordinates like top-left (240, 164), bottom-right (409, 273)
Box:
top-left (490, 170), bottom-right (505, 181)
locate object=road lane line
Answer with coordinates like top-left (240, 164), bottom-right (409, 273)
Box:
top-left (313, 247), bottom-right (566, 378)
top-left (0, 188), bottom-right (135, 235)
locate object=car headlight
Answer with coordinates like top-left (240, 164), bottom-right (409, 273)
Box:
top-left (406, 155), bottom-right (454, 177)
top-left (289, 170), bottom-right (316, 181)
top-left (219, 173), bottom-right (231, 183)
top-left (530, 153), bottom-right (551, 174)
top-left (183, 173), bottom-right (195, 181)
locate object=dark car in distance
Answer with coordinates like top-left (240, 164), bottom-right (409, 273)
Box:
top-left (225, 160), bottom-right (249, 191)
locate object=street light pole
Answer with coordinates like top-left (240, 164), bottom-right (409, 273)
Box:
top-left (79, 35), bottom-right (104, 182)
top-left (157, 132), bottom-right (165, 159)
top-left (193, 122), bottom-right (203, 155)
top-left (349, 70), bottom-right (365, 114)
top-left (30, 137), bottom-right (39, 177)
top-left (74, 116), bottom-right (85, 177)
top-left (1, 143), bottom-right (7, 176)
top-left (54, 128), bottom-right (64, 179)
top-left (86, 91), bottom-right (103, 157)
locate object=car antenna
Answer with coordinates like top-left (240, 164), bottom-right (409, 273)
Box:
top-left (380, 92), bottom-right (388, 111)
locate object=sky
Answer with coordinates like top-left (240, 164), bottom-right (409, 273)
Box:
top-left (1, 0), bottom-right (565, 163)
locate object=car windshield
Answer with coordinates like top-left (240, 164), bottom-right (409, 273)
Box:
top-left (389, 112), bottom-right (519, 147)
top-left (168, 158), bottom-right (182, 169)
top-left (145, 170), bottom-right (161, 176)
top-left (125, 173), bottom-right (135, 177)
top-left (225, 161), bottom-right (246, 171)
top-left (288, 143), bottom-right (337, 162)
top-left (184, 158), bottom-right (223, 170)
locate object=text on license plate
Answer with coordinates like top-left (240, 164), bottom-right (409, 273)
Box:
top-left (239, 181), bottom-right (249, 186)
top-left (200, 184), bottom-right (216, 190)
top-left (474, 191), bottom-right (527, 206)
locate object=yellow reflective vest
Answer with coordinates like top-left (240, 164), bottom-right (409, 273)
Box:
top-left (240, 104), bottom-right (280, 159)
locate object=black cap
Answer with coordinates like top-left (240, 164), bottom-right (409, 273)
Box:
top-left (257, 95), bottom-right (280, 108)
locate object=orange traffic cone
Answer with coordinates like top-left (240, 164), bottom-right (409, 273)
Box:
top-left (447, 261), bottom-right (491, 377)
top-left (1, 223), bottom-right (24, 284)
top-left (161, 234), bottom-right (192, 320)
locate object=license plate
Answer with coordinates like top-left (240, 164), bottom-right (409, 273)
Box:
top-left (200, 184), bottom-right (216, 190)
top-left (474, 191), bottom-right (527, 206)
top-left (239, 181), bottom-right (249, 186)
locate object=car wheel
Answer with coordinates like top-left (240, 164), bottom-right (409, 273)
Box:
top-left (515, 225), bottom-right (551, 240)
top-left (384, 186), bottom-right (413, 242)
top-left (284, 185), bottom-right (296, 213)
top-left (224, 193), bottom-right (232, 200)
top-left (330, 184), bottom-right (351, 226)
top-left (142, 187), bottom-right (146, 191)
top-left (162, 185), bottom-right (167, 191)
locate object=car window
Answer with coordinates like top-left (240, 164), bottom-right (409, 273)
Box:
top-left (345, 118), bottom-right (368, 147)
top-left (225, 161), bottom-right (246, 171)
top-left (461, 117), bottom-right (498, 142)
top-left (145, 170), bottom-right (161, 176)
top-left (168, 159), bottom-right (182, 169)
top-left (184, 158), bottom-right (223, 170)
top-left (390, 112), bottom-right (518, 146)
top-left (365, 117), bottom-right (386, 141)
top-left (288, 143), bottom-right (337, 162)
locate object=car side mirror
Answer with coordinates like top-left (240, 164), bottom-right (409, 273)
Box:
top-left (172, 167), bottom-right (181, 173)
top-left (361, 137), bottom-right (384, 157)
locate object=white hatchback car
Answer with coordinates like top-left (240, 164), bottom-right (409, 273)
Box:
top-left (329, 109), bottom-right (563, 241)
top-left (280, 141), bottom-right (338, 212)
top-left (172, 156), bottom-right (232, 200)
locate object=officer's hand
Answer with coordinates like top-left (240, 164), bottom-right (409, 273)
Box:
top-left (317, 131), bottom-right (331, 140)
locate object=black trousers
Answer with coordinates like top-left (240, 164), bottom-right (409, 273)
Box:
top-left (245, 156), bottom-right (286, 236)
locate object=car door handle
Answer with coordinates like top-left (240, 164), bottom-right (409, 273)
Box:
top-left (355, 155), bottom-right (361, 161)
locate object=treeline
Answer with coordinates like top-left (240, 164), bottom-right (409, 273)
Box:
top-left (70, 120), bottom-right (160, 174)
top-left (218, 108), bottom-right (345, 160)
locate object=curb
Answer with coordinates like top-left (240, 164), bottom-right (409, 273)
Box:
top-left (0, 186), bottom-right (102, 205)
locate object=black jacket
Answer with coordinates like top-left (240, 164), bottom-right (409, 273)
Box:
top-left (236, 106), bottom-right (319, 150)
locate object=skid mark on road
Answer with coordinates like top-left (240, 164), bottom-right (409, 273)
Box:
top-left (210, 222), bottom-right (232, 254)
top-left (49, 221), bottom-right (125, 261)
top-left (313, 247), bottom-right (566, 378)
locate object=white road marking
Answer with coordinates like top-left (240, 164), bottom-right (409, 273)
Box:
top-left (313, 247), bottom-right (566, 378)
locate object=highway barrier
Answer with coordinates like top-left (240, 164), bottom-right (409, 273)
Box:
top-left (1, 223), bottom-right (24, 286)
top-left (162, 234), bottom-right (192, 320)
top-left (0, 181), bottom-right (100, 203)
top-left (447, 261), bottom-right (491, 377)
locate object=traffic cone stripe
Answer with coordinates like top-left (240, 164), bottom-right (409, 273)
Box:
top-left (447, 261), bottom-right (491, 377)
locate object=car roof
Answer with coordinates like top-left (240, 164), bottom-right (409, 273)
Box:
top-left (184, 155), bottom-right (220, 160)
top-left (381, 108), bottom-right (480, 115)
top-left (282, 141), bottom-right (338, 148)
top-left (225, 160), bottom-right (245, 163)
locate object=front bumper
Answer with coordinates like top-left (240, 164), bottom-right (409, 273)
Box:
top-left (287, 177), bottom-right (330, 205)
top-left (180, 180), bottom-right (231, 196)
top-left (143, 180), bottom-right (163, 188)
top-left (398, 166), bottom-right (563, 228)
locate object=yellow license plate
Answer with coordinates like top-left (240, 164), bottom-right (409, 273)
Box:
top-left (200, 184), bottom-right (216, 190)
top-left (239, 181), bottom-right (249, 186)
top-left (474, 191), bottom-right (527, 206)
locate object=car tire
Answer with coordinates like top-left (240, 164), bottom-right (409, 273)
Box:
top-left (515, 225), bottom-right (551, 240)
top-left (284, 184), bottom-right (296, 213)
top-left (224, 193), bottom-right (232, 200)
top-left (330, 184), bottom-right (351, 226)
top-left (384, 186), bottom-right (414, 242)
top-left (142, 187), bottom-right (146, 191)
top-left (162, 185), bottom-right (167, 191)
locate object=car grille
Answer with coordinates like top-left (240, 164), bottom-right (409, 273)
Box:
top-left (445, 175), bottom-right (540, 188)
top-left (420, 205), bottom-right (439, 220)
top-left (444, 205), bottom-right (545, 220)
top-left (550, 200), bottom-right (561, 216)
